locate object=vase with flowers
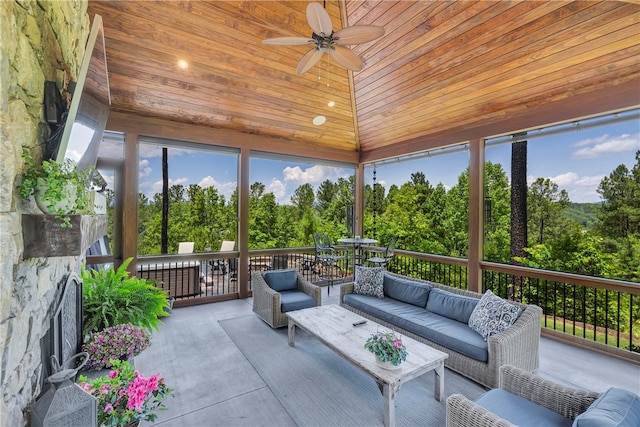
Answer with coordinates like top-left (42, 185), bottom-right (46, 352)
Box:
top-left (81, 323), bottom-right (151, 371)
top-left (78, 358), bottom-right (173, 427)
top-left (364, 330), bottom-right (408, 369)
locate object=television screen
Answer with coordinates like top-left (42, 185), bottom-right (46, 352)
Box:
top-left (51, 14), bottom-right (110, 172)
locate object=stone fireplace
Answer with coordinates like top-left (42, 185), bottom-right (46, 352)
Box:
top-left (0, 1), bottom-right (92, 426)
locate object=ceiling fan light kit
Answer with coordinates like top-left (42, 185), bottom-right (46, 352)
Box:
top-left (262, 2), bottom-right (384, 75)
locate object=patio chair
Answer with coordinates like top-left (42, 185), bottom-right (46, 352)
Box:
top-left (178, 241), bottom-right (194, 254)
top-left (313, 232), bottom-right (345, 295)
top-left (366, 236), bottom-right (398, 268)
top-left (252, 269), bottom-right (321, 328)
top-left (446, 365), bottom-right (640, 427)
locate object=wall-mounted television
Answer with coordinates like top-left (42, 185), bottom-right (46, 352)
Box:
top-left (47, 14), bottom-right (110, 172)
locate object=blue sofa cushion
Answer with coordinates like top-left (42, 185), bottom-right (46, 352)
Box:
top-left (383, 274), bottom-right (431, 307)
top-left (280, 290), bottom-right (316, 312)
top-left (403, 310), bottom-right (488, 362)
top-left (426, 288), bottom-right (479, 323)
top-left (343, 293), bottom-right (488, 362)
top-left (468, 290), bottom-right (522, 341)
top-left (263, 269), bottom-right (298, 292)
top-left (354, 266), bottom-right (384, 298)
top-left (573, 387), bottom-right (640, 427)
top-left (476, 388), bottom-right (573, 427)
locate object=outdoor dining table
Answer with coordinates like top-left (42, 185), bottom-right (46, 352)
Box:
top-left (337, 236), bottom-right (378, 271)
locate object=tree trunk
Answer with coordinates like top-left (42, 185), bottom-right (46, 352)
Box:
top-left (161, 147), bottom-right (168, 254)
top-left (510, 137), bottom-right (528, 300)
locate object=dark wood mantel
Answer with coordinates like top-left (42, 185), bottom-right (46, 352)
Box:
top-left (22, 214), bottom-right (107, 259)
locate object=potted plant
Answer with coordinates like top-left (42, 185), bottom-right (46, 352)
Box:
top-left (82, 258), bottom-right (170, 337)
top-left (364, 330), bottom-right (408, 369)
top-left (17, 150), bottom-right (93, 228)
top-left (78, 359), bottom-right (173, 426)
top-left (81, 324), bottom-right (151, 371)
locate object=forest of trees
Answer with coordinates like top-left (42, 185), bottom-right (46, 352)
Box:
top-left (126, 151), bottom-right (640, 283)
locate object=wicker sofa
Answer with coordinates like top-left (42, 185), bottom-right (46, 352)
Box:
top-left (340, 271), bottom-right (542, 388)
top-left (252, 269), bottom-right (321, 328)
top-left (447, 365), bottom-right (640, 427)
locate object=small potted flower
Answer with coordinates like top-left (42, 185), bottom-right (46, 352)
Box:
top-left (81, 324), bottom-right (151, 371)
top-left (364, 330), bottom-right (408, 369)
top-left (78, 358), bottom-right (173, 426)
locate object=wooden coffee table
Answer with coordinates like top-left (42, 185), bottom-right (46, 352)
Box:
top-left (286, 304), bottom-right (448, 427)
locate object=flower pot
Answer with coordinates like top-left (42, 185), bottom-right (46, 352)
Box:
top-left (375, 356), bottom-right (401, 370)
top-left (35, 179), bottom-right (77, 214)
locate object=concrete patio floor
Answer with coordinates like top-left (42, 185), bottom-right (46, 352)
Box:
top-left (136, 284), bottom-right (640, 426)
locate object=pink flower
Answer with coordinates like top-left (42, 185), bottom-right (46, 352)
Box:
top-left (104, 403), bottom-right (113, 412)
top-left (109, 370), bottom-right (118, 379)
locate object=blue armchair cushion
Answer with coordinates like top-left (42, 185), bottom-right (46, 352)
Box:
top-left (354, 266), bottom-right (384, 298)
top-left (280, 290), bottom-right (316, 312)
top-left (573, 387), bottom-right (640, 427)
top-left (263, 269), bottom-right (298, 292)
top-left (476, 388), bottom-right (573, 427)
top-left (468, 290), bottom-right (522, 340)
top-left (383, 274), bottom-right (431, 307)
top-left (426, 288), bottom-right (479, 323)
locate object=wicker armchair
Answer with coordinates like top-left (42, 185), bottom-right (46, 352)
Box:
top-left (252, 270), bottom-right (321, 328)
top-left (446, 365), bottom-right (600, 427)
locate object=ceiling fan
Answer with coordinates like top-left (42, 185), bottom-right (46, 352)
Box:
top-left (262, 2), bottom-right (385, 75)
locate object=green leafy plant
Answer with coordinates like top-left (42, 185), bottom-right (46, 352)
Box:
top-left (17, 150), bottom-right (93, 228)
top-left (364, 330), bottom-right (408, 366)
top-left (78, 359), bottom-right (173, 426)
top-left (81, 323), bottom-right (151, 370)
top-left (82, 258), bottom-right (170, 337)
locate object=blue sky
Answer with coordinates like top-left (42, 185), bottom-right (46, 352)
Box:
top-left (99, 110), bottom-right (639, 205)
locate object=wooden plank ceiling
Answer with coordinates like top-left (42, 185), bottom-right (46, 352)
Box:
top-left (88, 0), bottom-right (640, 159)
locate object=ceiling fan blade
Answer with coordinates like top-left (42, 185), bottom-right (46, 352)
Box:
top-left (297, 48), bottom-right (326, 74)
top-left (262, 37), bottom-right (315, 46)
top-left (307, 2), bottom-right (333, 36)
top-left (329, 45), bottom-right (362, 71)
top-left (334, 25), bottom-right (385, 45)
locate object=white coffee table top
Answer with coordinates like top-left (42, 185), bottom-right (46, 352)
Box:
top-left (286, 304), bottom-right (448, 383)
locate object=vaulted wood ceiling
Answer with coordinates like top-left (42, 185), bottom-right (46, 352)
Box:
top-left (88, 1), bottom-right (640, 162)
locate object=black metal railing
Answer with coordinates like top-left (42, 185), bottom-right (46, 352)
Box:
top-left (133, 247), bottom-right (640, 360)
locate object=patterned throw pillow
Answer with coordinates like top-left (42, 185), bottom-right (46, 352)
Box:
top-left (353, 266), bottom-right (384, 298)
top-left (468, 290), bottom-right (522, 341)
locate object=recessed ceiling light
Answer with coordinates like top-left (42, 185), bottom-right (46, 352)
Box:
top-left (327, 101), bottom-right (336, 108)
top-left (177, 59), bottom-right (189, 69)
top-left (313, 115), bottom-right (326, 126)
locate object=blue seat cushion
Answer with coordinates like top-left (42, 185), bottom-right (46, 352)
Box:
top-left (573, 387), bottom-right (640, 427)
top-left (426, 288), bottom-right (479, 323)
top-left (343, 293), bottom-right (488, 362)
top-left (476, 388), bottom-right (573, 427)
top-left (263, 269), bottom-right (298, 292)
top-left (280, 290), bottom-right (316, 312)
top-left (383, 274), bottom-right (431, 307)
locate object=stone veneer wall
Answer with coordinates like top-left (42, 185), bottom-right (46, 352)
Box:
top-left (0, 1), bottom-right (89, 426)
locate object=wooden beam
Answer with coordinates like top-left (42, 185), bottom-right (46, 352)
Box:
top-left (360, 79), bottom-right (640, 163)
top-left (106, 112), bottom-right (359, 164)
top-left (123, 132), bottom-right (139, 276)
top-left (467, 139), bottom-right (484, 293)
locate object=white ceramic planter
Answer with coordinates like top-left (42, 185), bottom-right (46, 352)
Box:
top-left (35, 179), bottom-right (77, 214)
top-left (375, 356), bottom-right (401, 370)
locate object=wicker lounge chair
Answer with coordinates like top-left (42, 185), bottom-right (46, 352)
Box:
top-left (446, 365), bottom-right (601, 427)
top-left (252, 269), bottom-right (321, 328)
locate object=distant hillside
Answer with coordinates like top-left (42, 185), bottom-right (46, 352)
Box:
top-left (565, 203), bottom-right (599, 228)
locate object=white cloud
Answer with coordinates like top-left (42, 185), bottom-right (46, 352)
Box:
top-left (150, 177), bottom-right (188, 195)
top-left (139, 159), bottom-right (152, 178)
top-left (283, 165), bottom-right (347, 185)
top-left (198, 175), bottom-right (237, 200)
top-left (572, 132), bottom-right (640, 159)
top-left (267, 179), bottom-right (287, 203)
top-left (528, 172), bottom-right (605, 203)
